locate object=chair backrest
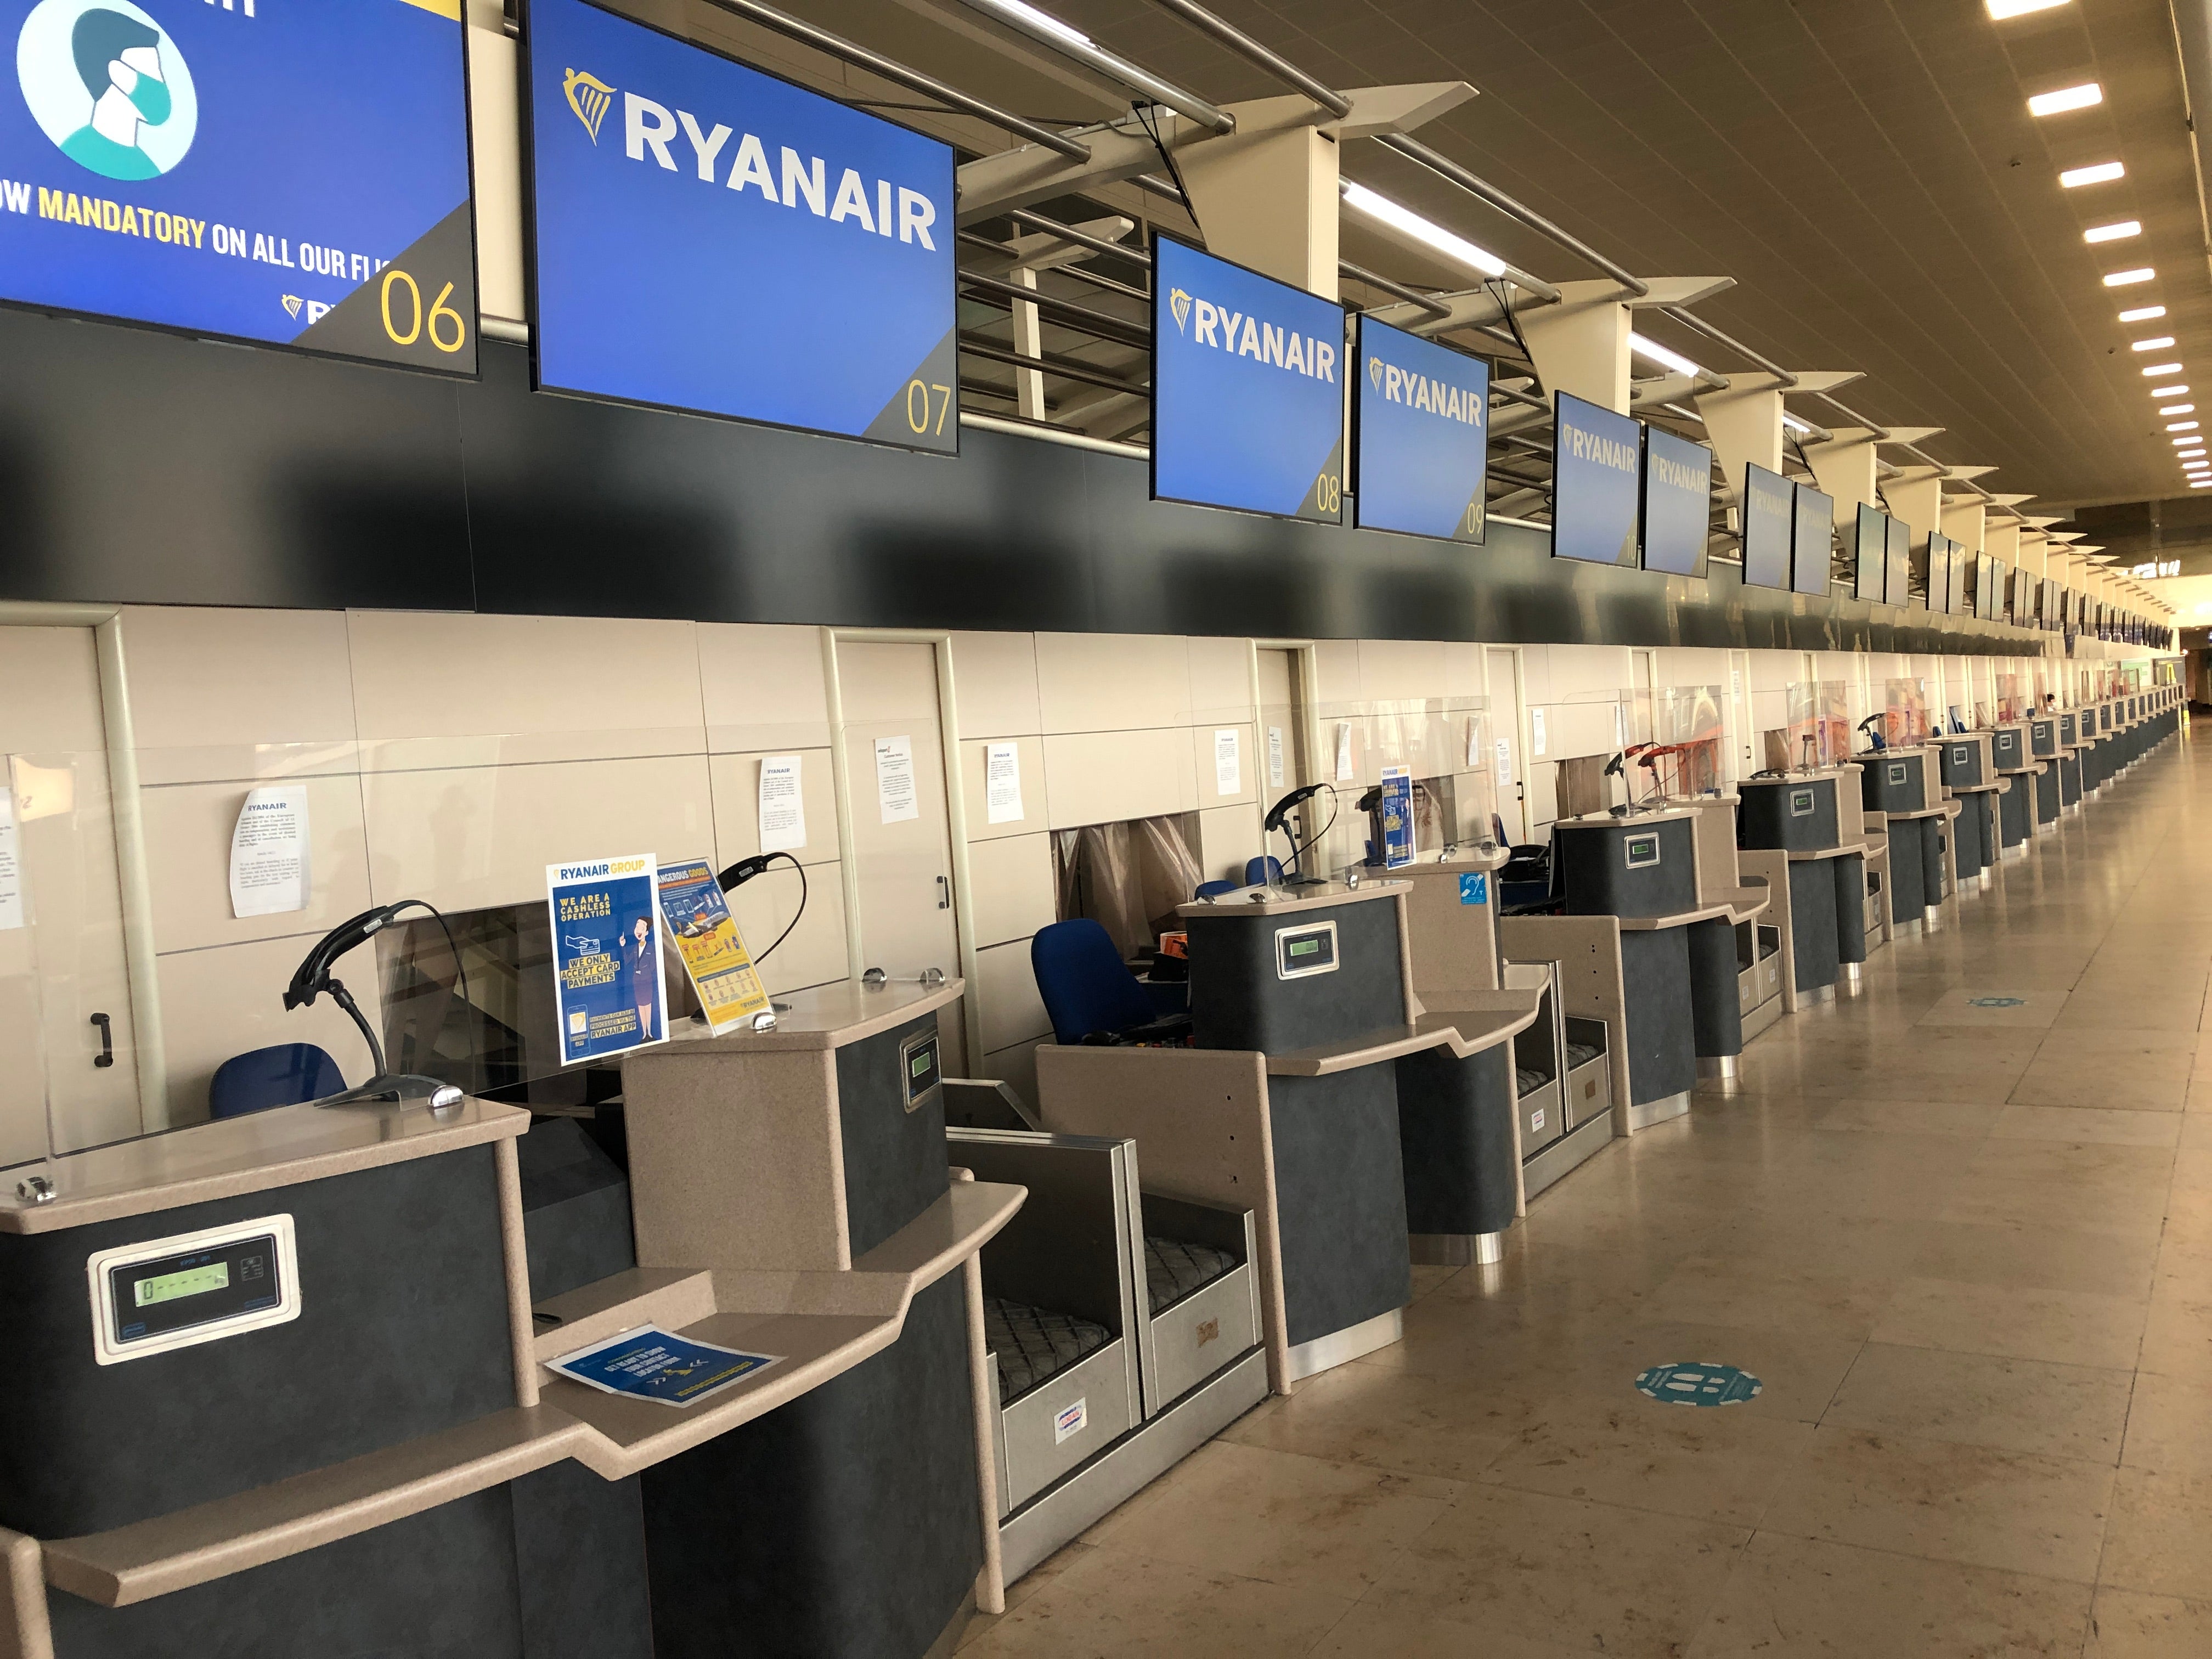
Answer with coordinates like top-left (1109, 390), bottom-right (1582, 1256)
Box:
top-left (208, 1043), bottom-right (346, 1119)
top-left (1031, 919), bottom-right (1159, 1045)
top-left (1242, 855), bottom-right (1283, 887)
top-left (1193, 879), bottom-right (1236, 899)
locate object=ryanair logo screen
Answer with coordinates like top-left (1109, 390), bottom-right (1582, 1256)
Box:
top-left (1741, 462), bottom-right (1796, 591)
top-left (1151, 234), bottom-right (1345, 522)
top-left (1640, 423), bottom-right (1712, 577)
top-left (1551, 390), bottom-right (1642, 568)
top-left (1353, 315), bottom-right (1488, 543)
top-left (527, 0), bottom-right (957, 452)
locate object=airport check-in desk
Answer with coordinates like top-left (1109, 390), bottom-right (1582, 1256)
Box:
top-left (2028, 716), bottom-right (2064, 831)
top-left (1034, 882), bottom-right (1540, 1387)
top-left (1734, 770), bottom-right (1874, 1007)
top-left (0, 1016), bottom-right (1026, 1659)
top-left (1860, 748), bottom-right (1955, 934)
top-left (1990, 722), bottom-right (2039, 858)
top-left (2056, 712), bottom-right (2085, 811)
top-left (1937, 733), bottom-right (2001, 892)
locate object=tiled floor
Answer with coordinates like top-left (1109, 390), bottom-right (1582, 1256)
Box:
top-left (957, 726), bottom-right (2212, 1657)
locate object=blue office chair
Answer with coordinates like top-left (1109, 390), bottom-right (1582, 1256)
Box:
top-left (1194, 879), bottom-right (1237, 899)
top-left (208, 1043), bottom-right (345, 1119)
top-left (1242, 855), bottom-right (1284, 887)
top-left (1031, 919), bottom-right (1191, 1046)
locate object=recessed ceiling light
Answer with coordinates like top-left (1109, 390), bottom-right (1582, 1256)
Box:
top-left (1339, 180), bottom-right (1508, 278)
top-left (1628, 332), bottom-right (1706, 378)
top-left (2162, 404), bottom-right (2197, 415)
top-left (2134, 337), bottom-right (2178, 351)
top-left (2143, 362), bottom-right (2185, 376)
top-left (2087, 221), bottom-right (2143, 243)
top-left (2030, 83), bottom-right (2103, 116)
top-left (2154, 383), bottom-right (2189, 396)
top-left (2121, 306), bottom-right (2168, 322)
top-left (2192, 478), bottom-right (2212, 487)
top-left (2171, 421), bottom-right (2202, 431)
top-left (1990, 0), bottom-right (2069, 15)
top-left (2106, 268), bottom-right (2157, 287)
top-left (2063, 161), bottom-right (2127, 187)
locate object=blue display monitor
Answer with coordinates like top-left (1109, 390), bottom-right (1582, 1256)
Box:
top-left (0, 0), bottom-right (476, 374)
top-left (1979, 555), bottom-right (2000, 620)
top-left (526, 0), bottom-right (956, 450)
top-left (1947, 541), bottom-right (1972, 615)
top-left (1352, 315), bottom-right (1487, 541)
top-left (1791, 482), bottom-right (1833, 595)
top-left (1885, 514), bottom-right (1912, 607)
top-left (1550, 392), bottom-right (1641, 566)
top-left (1853, 503), bottom-right (1888, 602)
top-left (1741, 463), bottom-right (1793, 590)
top-left (1152, 233), bottom-right (1345, 518)
top-left (1926, 534), bottom-right (1951, 616)
top-left (1639, 426), bottom-right (1711, 576)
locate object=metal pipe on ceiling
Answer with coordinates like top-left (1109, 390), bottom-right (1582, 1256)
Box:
top-left (957, 334), bottom-right (1153, 397)
top-left (1660, 307), bottom-right (1795, 388)
top-left (1007, 209), bottom-right (1151, 266)
top-left (1138, 0), bottom-right (1351, 118)
top-left (1338, 260), bottom-right (1451, 321)
top-left (957, 272), bottom-right (1153, 347)
top-left (1373, 135), bottom-right (1650, 298)
top-left (947, 0), bottom-right (1235, 133)
top-left (697, 0), bottom-right (1091, 161)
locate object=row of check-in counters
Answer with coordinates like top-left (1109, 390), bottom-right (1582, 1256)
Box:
top-left (0, 687), bottom-right (2179, 1659)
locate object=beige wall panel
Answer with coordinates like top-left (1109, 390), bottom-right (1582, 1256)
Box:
top-left (1042, 729), bottom-right (1195, 828)
top-left (981, 1038), bottom-right (1043, 1108)
top-left (157, 934), bottom-right (387, 1124)
top-left (696, 622), bottom-right (832, 753)
top-left (1310, 638), bottom-right (1360, 707)
top-left (956, 736), bottom-right (1047, 842)
top-left (966, 832), bottom-right (1054, 949)
top-left (1198, 802), bottom-right (1264, 884)
top-left (949, 631), bottom-right (1042, 739)
top-left (120, 607), bottom-right (359, 783)
top-left (724, 860), bottom-right (849, 996)
top-left (974, 938), bottom-right (1052, 1053)
top-left (1191, 721), bottom-right (1259, 808)
top-left (1034, 633), bottom-right (1193, 733)
top-left (360, 754), bottom-right (714, 913)
top-left (1356, 639), bottom-right (1447, 702)
top-left (707, 749), bottom-right (839, 870)
top-left (1185, 636), bottom-right (1254, 721)
top-left (1442, 641), bottom-right (1486, 701)
top-left (0, 623), bottom-right (108, 753)
top-left (1544, 701), bottom-right (1618, 760)
top-left (142, 775), bottom-right (375, 954)
top-left (347, 612), bottom-right (706, 766)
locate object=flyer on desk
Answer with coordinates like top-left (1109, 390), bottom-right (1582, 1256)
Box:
top-left (655, 856), bottom-right (770, 1035)
top-left (548, 1323), bottom-right (781, 1408)
top-left (547, 853), bottom-right (667, 1065)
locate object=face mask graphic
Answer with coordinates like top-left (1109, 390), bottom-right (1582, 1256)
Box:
top-left (118, 62), bottom-right (169, 125)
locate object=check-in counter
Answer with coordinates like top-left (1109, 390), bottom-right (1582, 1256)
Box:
top-left (1937, 733), bottom-right (2001, 893)
top-left (1861, 748), bottom-right (1953, 933)
top-left (1035, 882), bottom-right (1539, 1389)
top-left (1989, 721), bottom-right (2038, 859)
top-left (2028, 716), bottom-right (2063, 831)
top-left (2056, 712), bottom-right (2085, 811)
top-left (1733, 769), bottom-right (1870, 1005)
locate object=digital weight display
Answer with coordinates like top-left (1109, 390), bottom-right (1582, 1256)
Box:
top-left (134, 1259), bottom-right (229, 1307)
top-left (899, 1029), bottom-right (940, 1110)
top-left (1274, 919), bottom-right (1340, 979)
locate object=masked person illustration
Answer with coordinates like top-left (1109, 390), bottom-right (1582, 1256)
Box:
top-left (58, 8), bottom-right (170, 181)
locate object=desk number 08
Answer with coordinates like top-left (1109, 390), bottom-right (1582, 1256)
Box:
top-left (380, 269), bottom-right (467, 355)
top-left (1313, 471), bottom-right (1341, 514)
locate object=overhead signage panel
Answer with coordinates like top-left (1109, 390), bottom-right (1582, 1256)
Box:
top-left (1948, 541), bottom-right (1971, 615)
top-left (1153, 234), bottom-right (1345, 520)
top-left (526, 0), bottom-right (956, 450)
top-left (1926, 533), bottom-right (1950, 616)
top-left (1886, 515), bottom-right (1914, 608)
top-left (1551, 392), bottom-right (1640, 566)
top-left (1853, 503), bottom-right (1887, 602)
top-left (1640, 425), bottom-right (1711, 577)
top-left (1352, 315), bottom-right (1487, 541)
top-left (1741, 463), bottom-right (1793, 590)
top-left (1791, 482), bottom-right (1833, 596)
top-left (0, 0), bottom-right (476, 373)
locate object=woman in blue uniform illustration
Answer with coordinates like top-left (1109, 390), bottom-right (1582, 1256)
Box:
top-left (622, 914), bottom-right (660, 1041)
top-left (59, 8), bottom-right (171, 182)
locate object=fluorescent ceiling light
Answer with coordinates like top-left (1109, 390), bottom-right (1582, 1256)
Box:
top-left (2062, 161), bottom-right (2126, 187)
top-left (2106, 268), bottom-right (2157, 287)
top-left (2180, 447), bottom-right (2207, 457)
top-left (2161, 404), bottom-right (2196, 415)
top-left (2121, 305), bottom-right (2167, 321)
top-left (2029, 83), bottom-right (2103, 116)
top-left (1989, 0), bottom-right (2068, 15)
top-left (1339, 179), bottom-right (1507, 278)
top-left (2168, 421), bottom-right (2200, 432)
top-left (2153, 383), bottom-right (2189, 396)
top-left (1781, 413), bottom-right (1814, 435)
top-left (972, 0), bottom-right (1096, 48)
top-left (1629, 332), bottom-right (1706, 378)
top-left (2142, 362), bottom-right (2185, 376)
top-left (2134, 337), bottom-right (2177, 351)
top-left (2192, 478), bottom-right (2212, 487)
top-left (2086, 221), bottom-right (2142, 243)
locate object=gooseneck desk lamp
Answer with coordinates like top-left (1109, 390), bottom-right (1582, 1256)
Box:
top-left (284, 900), bottom-right (465, 1109)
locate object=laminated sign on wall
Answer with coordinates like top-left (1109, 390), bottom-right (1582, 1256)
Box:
top-left (757, 755), bottom-right (806, 853)
top-left (228, 785), bottom-right (309, 918)
top-left (1214, 729), bottom-right (1241, 795)
top-left (0, 781), bottom-right (20, 931)
top-left (985, 743), bottom-right (1023, 824)
top-left (875, 736), bottom-right (918, 823)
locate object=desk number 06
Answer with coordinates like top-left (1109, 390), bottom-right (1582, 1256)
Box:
top-left (380, 269), bottom-right (467, 355)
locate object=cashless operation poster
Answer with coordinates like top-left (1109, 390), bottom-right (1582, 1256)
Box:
top-left (0, 0), bottom-right (476, 372)
top-left (1352, 314), bottom-right (1487, 541)
top-left (524, 0), bottom-right (956, 450)
top-left (547, 853), bottom-right (668, 1065)
top-left (1152, 232), bottom-right (1345, 520)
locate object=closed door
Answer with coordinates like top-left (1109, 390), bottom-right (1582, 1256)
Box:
top-left (1486, 648), bottom-right (1526, 843)
top-left (0, 625), bottom-right (144, 1165)
top-left (833, 641), bottom-right (962, 1058)
top-left (1255, 648), bottom-right (1311, 871)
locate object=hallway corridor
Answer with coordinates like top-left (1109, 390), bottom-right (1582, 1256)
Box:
top-left (960, 727), bottom-right (2212, 1658)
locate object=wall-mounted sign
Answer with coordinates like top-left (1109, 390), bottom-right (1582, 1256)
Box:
top-left (1791, 482), bottom-right (1833, 596)
top-left (1640, 426), bottom-right (1711, 577)
top-left (0, 0), bottom-right (476, 373)
top-left (1925, 533), bottom-right (1950, 616)
top-left (525, 0), bottom-right (955, 449)
top-left (1153, 233), bottom-right (1344, 520)
top-left (1853, 503), bottom-right (1889, 602)
top-left (1886, 514), bottom-right (1913, 608)
top-left (1979, 554), bottom-right (2000, 621)
top-left (1740, 463), bottom-right (1793, 590)
top-left (1948, 541), bottom-right (1972, 616)
top-left (1550, 392), bottom-right (1640, 566)
top-left (1352, 315), bottom-right (1487, 541)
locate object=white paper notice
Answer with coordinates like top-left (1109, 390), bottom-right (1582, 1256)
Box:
top-left (229, 785), bottom-right (311, 918)
top-left (1494, 737), bottom-right (1513, 788)
top-left (1335, 723), bottom-right (1354, 782)
top-left (875, 736), bottom-right (919, 824)
top-left (0, 786), bottom-right (21, 931)
top-left (758, 755), bottom-right (806, 853)
top-left (1531, 707), bottom-right (1548, 757)
top-left (1267, 726), bottom-right (1285, 789)
top-left (1465, 718), bottom-right (1482, 768)
top-left (985, 743), bottom-right (1023, 824)
top-left (1214, 729), bottom-right (1242, 796)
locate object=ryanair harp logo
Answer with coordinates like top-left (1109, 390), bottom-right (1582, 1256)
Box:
top-left (280, 295), bottom-right (303, 320)
top-left (1169, 287), bottom-right (1192, 334)
top-left (565, 68), bottom-right (616, 144)
top-left (1369, 357), bottom-right (1384, 390)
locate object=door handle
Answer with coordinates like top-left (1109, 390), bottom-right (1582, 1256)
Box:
top-left (89, 1012), bottom-right (114, 1069)
top-left (936, 875), bottom-right (951, 911)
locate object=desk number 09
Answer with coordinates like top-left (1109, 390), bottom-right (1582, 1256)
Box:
top-left (379, 269), bottom-right (467, 355)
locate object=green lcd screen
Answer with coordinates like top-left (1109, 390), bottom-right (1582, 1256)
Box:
top-left (911, 1052), bottom-right (931, 1079)
top-left (1289, 939), bottom-right (1320, 957)
top-left (134, 1261), bottom-right (231, 1307)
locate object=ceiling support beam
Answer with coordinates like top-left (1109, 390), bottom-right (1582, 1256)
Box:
top-left (1522, 276), bottom-right (1732, 414)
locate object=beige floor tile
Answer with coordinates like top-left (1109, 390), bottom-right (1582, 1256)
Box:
top-left (1920, 988), bottom-right (2072, 1029)
top-left (1758, 1424), bottom-right (2116, 1582)
top-left (1822, 1342), bottom-right (2135, 1463)
top-left (2085, 1589), bottom-right (2212, 1658)
top-left (1939, 1173), bottom-right (2172, 1239)
top-left (1081, 1440), bottom-right (1456, 1601)
top-left (1639, 1252), bottom-right (1899, 1343)
top-left (1967, 1139), bottom-right (2177, 1188)
top-left (1993, 1104), bottom-right (2184, 1148)
top-left (1872, 1278), bottom-right (2148, 1369)
top-left (1685, 1532), bottom-right (2094, 1658)
top-left (1577, 1318), bottom-right (1868, 1424)
top-left (1910, 1220), bottom-right (2160, 1301)
top-left (2098, 1466), bottom-right (2212, 1601)
top-left (2136, 1287), bottom-right (2212, 1384)
top-left (956, 1546), bottom-right (1356, 1657)
top-left (1360, 1483), bottom-right (1750, 1659)
top-left (1218, 1361), bottom-right (1523, 1483)
top-left (2121, 1373), bottom-right (2212, 1476)
top-left (2011, 1053), bottom-right (2191, 1113)
top-left (1306, 1598), bottom-right (1599, 1658)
